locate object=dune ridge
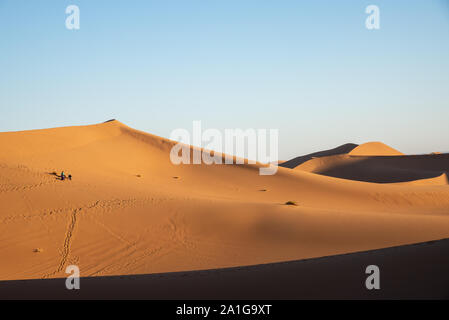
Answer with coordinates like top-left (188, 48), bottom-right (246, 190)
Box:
top-left (3, 237), bottom-right (449, 299)
top-left (280, 143), bottom-right (358, 169)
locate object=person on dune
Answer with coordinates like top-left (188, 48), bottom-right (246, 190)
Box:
top-left (61, 171), bottom-right (65, 181)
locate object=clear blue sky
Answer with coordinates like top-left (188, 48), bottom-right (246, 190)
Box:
top-left (1, 0), bottom-right (448, 159)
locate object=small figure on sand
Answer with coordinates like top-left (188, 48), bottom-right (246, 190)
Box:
top-left (68, 174), bottom-right (72, 181)
top-left (61, 171), bottom-right (65, 181)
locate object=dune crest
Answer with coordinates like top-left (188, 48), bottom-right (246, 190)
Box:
top-left (280, 143), bottom-right (358, 169)
top-left (348, 142), bottom-right (404, 156)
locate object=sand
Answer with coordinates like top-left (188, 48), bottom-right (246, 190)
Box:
top-left (348, 141), bottom-right (404, 156)
top-left (2, 238), bottom-right (449, 299)
top-left (1, 120), bottom-right (449, 288)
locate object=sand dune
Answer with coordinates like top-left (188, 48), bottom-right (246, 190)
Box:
top-left (281, 142), bottom-right (449, 183)
top-left (1, 120), bottom-right (449, 283)
top-left (2, 237), bottom-right (449, 299)
top-left (289, 153), bottom-right (449, 183)
top-left (348, 142), bottom-right (404, 156)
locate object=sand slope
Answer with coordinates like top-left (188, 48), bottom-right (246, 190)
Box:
top-left (1, 121), bottom-right (449, 281)
top-left (2, 237), bottom-right (449, 299)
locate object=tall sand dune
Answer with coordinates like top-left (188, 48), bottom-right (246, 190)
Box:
top-left (1, 121), bottom-right (449, 281)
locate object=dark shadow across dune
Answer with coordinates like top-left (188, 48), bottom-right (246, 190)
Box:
top-left (1, 238), bottom-right (449, 299)
top-left (280, 143), bottom-right (358, 169)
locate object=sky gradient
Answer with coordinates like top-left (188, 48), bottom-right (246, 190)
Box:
top-left (1, 0), bottom-right (448, 159)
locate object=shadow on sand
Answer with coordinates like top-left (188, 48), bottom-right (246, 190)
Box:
top-left (1, 238), bottom-right (449, 299)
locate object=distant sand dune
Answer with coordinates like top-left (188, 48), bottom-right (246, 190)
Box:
top-left (288, 153), bottom-right (449, 183)
top-left (281, 142), bottom-right (449, 183)
top-left (348, 141), bottom-right (404, 156)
